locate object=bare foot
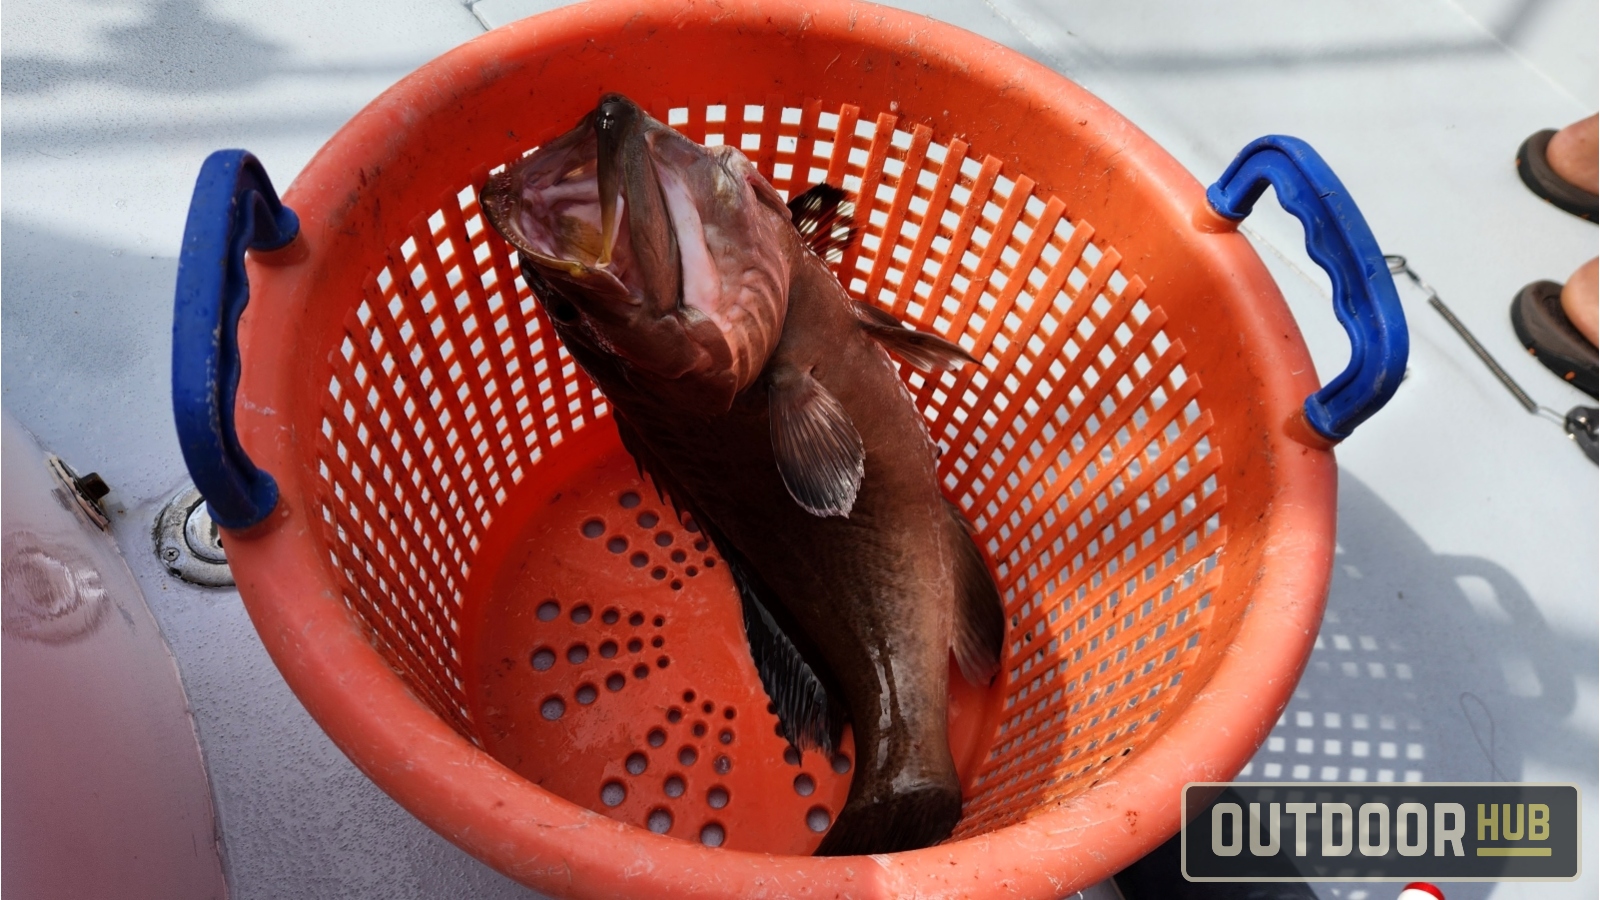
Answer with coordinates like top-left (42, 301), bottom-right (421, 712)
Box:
top-left (1561, 256), bottom-right (1599, 347)
top-left (1547, 114), bottom-right (1598, 195)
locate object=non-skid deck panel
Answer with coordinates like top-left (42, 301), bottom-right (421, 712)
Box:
top-left (309, 96), bottom-right (1225, 840)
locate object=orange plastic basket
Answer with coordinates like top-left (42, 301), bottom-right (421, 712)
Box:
top-left (171, 1), bottom-right (1408, 896)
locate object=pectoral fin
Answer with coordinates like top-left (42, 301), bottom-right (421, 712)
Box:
top-left (946, 499), bottom-right (1004, 685)
top-left (853, 303), bottom-right (978, 372)
top-left (768, 367), bottom-right (865, 518)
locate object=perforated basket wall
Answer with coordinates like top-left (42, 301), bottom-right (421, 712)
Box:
top-left (309, 94), bottom-right (1231, 853)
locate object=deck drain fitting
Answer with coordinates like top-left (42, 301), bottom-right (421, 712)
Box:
top-left (154, 486), bottom-right (234, 587)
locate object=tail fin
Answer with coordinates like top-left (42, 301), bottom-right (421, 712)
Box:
top-left (813, 782), bottom-right (962, 856)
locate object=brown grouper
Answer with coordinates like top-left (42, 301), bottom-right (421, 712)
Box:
top-left (480, 95), bottom-right (1003, 856)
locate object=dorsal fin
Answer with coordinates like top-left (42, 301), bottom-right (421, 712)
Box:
top-left (716, 532), bottom-right (848, 755)
top-left (613, 415), bottom-right (848, 755)
top-left (787, 183), bottom-right (856, 264)
top-left (852, 303), bottom-right (979, 373)
top-left (945, 499), bottom-right (1004, 685)
top-left (613, 413), bottom-right (669, 504)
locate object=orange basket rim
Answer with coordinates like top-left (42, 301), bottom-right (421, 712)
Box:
top-left (224, 1), bottom-right (1337, 896)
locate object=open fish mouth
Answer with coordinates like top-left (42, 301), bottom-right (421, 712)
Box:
top-left (480, 94), bottom-right (795, 392)
top-left (480, 94), bottom-right (702, 314)
top-left (479, 121), bottom-right (627, 277)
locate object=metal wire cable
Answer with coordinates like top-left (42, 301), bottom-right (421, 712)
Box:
top-left (1384, 254), bottom-right (1569, 426)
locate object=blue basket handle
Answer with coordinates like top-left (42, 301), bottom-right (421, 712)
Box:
top-left (172, 150), bottom-right (299, 529)
top-left (1206, 135), bottom-right (1408, 442)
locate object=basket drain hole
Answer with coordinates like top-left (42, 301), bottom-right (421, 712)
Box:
top-left (601, 781), bottom-right (626, 807)
top-left (647, 808), bottom-right (672, 833)
top-left (707, 786), bottom-right (729, 809)
top-left (806, 806), bottom-right (831, 833)
top-left (664, 776), bottom-right (686, 798)
top-left (579, 502), bottom-right (717, 589)
top-left (700, 822), bottom-right (725, 847)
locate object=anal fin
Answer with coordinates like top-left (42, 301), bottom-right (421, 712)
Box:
top-left (946, 499), bottom-right (1004, 685)
top-left (768, 366), bottom-right (864, 518)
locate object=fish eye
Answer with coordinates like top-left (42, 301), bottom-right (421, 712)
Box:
top-left (546, 295), bottom-right (580, 324)
top-left (598, 99), bottom-right (629, 133)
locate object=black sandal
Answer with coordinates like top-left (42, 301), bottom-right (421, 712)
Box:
top-left (1516, 129), bottom-right (1599, 222)
top-left (1511, 280), bottom-right (1598, 397)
